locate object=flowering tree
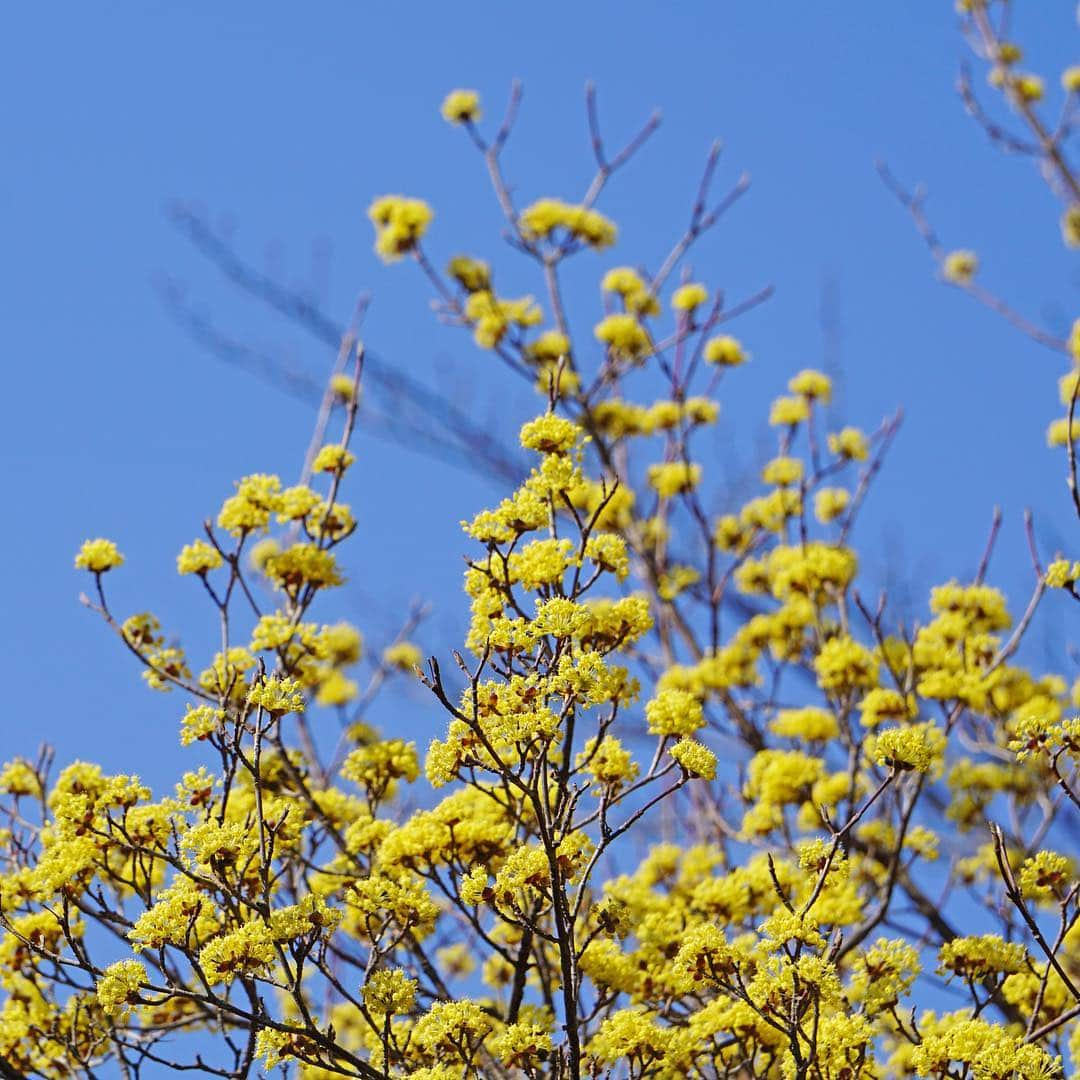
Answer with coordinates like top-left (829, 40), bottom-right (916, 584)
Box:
top-left (4, 3), bottom-right (1080, 1078)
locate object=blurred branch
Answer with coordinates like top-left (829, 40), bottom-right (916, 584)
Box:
top-left (877, 161), bottom-right (1069, 354)
top-left (957, 62), bottom-right (1040, 157)
top-left (963, 3), bottom-right (1080, 207)
top-left (651, 144), bottom-right (752, 294)
top-left (154, 269), bottom-right (523, 485)
top-left (581, 82), bottom-right (662, 208)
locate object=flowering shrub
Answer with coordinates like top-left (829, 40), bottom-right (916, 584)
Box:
top-left (4, 3), bottom-right (1080, 1077)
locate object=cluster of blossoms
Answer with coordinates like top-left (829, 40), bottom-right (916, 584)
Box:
top-left (368, 196), bottom-right (434, 262)
top-left (518, 198), bottom-right (617, 251)
top-left (6, 66), bottom-right (1080, 1080)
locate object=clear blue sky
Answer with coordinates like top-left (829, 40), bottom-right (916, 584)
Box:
top-left (2, 2), bottom-right (1077, 792)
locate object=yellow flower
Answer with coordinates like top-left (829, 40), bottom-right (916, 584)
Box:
top-left (1019, 850), bottom-right (1074, 903)
top-left (602, 266), bottom-right (647, 296)
top-left (815, 635), bottom-right (879, 692)
top-left (602, 266), bottom-right (659, 316)
top-left (179, 704), bottom-right (224, 746)
top-left (494, 1023), bottom-right (553, 1069)
top-left (814, 487), bottom-right (850, 523)
top-left (577, 735), bottom-right (638, 792)
top-left (683, 396), bottom-right (720, 425)
top-left (314, 668), bottom-right (358, 707)
top-left (330, 372), bottom-right (357, 402)
top-left (646, 688), bottom-right (704, 736)
top-left (176, 539), bottom-right (222, 576)
top-left (96, 959), bottom-right (146, 1018)
top-left (532, 596), bottom-right (589, 639)
top-left (928, 580), bottom-right (1010, 631)
top-left (762, 456), bottom-right (803, 487)
top-left (526, 329), bottom-right (572, 365)
top-left (368, 194), bottom-right (434, 262)
top-left (703, 334), bottom-right (746, 366)
top-left (254, 1031), bottom-right (302, 1070)
top-left (828, 426), bottom-right (869, 461)
top-left (0, 758), bottom-right (41, 797)
top-left (311, 444), bottom-right (355, 474)
top-left (647, 461), bottom-right (701, 498)
top-left (247, 674), bottom-right (306, 715)
top-left (595, 313), bottom-right (651, 361)
top-left (943, 249), bottom-right (978, 284)
top-left (319, 621), bottom-right (363, 665)
top-left (759, 908), bottom-right (826, 950)
top-left (873, 723), bottom-right (942, 773)
top-left (669, 737), bottom-right (717, 779)
top-left (1013, 73), bottom-right (1044, 102)
top-left (911, 1019), bottom-right (1058, 1079)
top-left (75, 538), bottom-right (124, 573)
top-left (1048, 416), bottom-right (1080, 447)
top-left (363, 968), bottom-right (417, 1014)
top-left (671, 282), bottom-right (708, 312)
top-left (788, 368), bottom-right (832, 402)
top-left (658, 564), bottom-right (699, 600)
top-left (769, 395), bottom-right (810, 427)
top-left (248, 537), bottom-right (280, 572)
top-left (713, 514), bottom-right (749, 552)
top-left (383, 641), bottom-right (423, 670)
top-left (447, 254), bottom-right (491, 292)
top-left (859, 687), bottom-right (916, 728)
top-left (1045, 558), bottom-right (1080, 588)
top-left (276, 483), bottom-right (320, 522)
top-left (585, 533), bottom-right (629, 580)
top-left (745, 748), bottom-right (824, 806)
top-left (459, 865), bottom-right (490, 905)
top-left (217, 473), bottom-right (282, 536)
top-left (199, 922), bottom-right (276, 985)
top-left (412, 1000), bottom-right (494, 1062)
top-left (263, 543), bottom-right (343, 593)
top-left (519, 414), bottom-right (579, 454)
top-left (342, 739), bottom-right (419, 790)
top-left (588, 1008), bottom-right (672, 1068)
top-left (519, 198), bottom-right (616, 248)
top-left (1062, 205), bottom-right (1080, 249)
top-left (464, 289), bottom-right (542, 348)
top-left (770, 707), bottom-right (839, 741)
top-left (939, 935), bottom-right (1026, 980)
top-left (440, 88), bottom-right (481, 124)
top-left (995, 42), bottom-right (1022, 66)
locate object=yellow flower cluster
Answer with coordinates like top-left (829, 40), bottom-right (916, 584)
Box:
top-left (464, 289), bottom-right (542, 348)
top-left (440, 88), bottom-right (481, 124)
top-left (671, 282), bottom-right (708, 312)
top-left (602, 266), bottom-right (660, 316)
top-left (647, 460), bottom-right (701, 497)
top-left (368, 194), bottom-right (434, 261)
top-left (943, 248), bottom-right (978, 283)
top-left (595, 312), bottom-right (652, 361)
top-left (873, 722), bottom-right (943, 773)
top-left (95, 959), bottom-right (146, 1018)
top-left (176, 538), bottom-right (222, 576)
top-left (382, 640), bottom-right (422, 670)
top-left (703, 334), bottom-right (747, 365)
top-left (518, 198), bottom-right (617, 249)
top-left (669, 737), bottom-right (717, 779)
top-left (74, 537), bottom-right (124, 573)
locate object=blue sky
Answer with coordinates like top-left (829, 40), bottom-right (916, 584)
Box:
top-left (2, 1), bottom-right (1077, 792)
